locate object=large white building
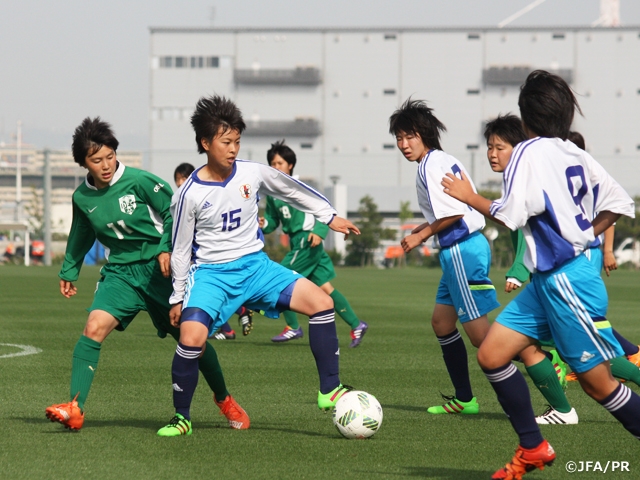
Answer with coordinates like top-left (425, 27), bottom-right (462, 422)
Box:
top-left (149, 26), bottom-right (640, 214)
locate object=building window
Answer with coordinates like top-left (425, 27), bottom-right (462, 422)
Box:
top-left (467, 89), bottom-right (481, 95)
top-left (383, 144), bottom-right (395, 150)
top-left (384, 34), bottom-right (396, 40)
top-left (300, 143), bottom-right (313, 149)
top-left (160, 56), bottom-right (173, 68)
top-left (206, 56), bottom-right (219, 68)
top-left (191, 56), bottom-right (204, 68)
top-left (383, 89), bottom-right (396, 95)
top-left (175, 56), bottom-right (188, 68)
top-left (552, 33), bottom-right (565, 40)
top-left (468, 33), bottom-right (480, 40)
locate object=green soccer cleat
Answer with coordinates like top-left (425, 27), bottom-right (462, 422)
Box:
top-left (550, 349), bottom-right (568, 389)
top-left (427, 394), bottom-right (479, 415)
top-left (157, 413), bottom-right (192, 437)
top-left (317, 384), bottom-right (353, 411)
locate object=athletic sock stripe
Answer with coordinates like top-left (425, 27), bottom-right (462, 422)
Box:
top-left (438, 331), bottom-right (462, 346)
top-left (484, 363), bottom-right (518, 383)
top-left (603, 384), bottom-right (632, 412)
top-left (176, 345), bottom-right (202, 359)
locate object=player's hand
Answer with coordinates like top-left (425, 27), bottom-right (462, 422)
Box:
top-left (603, 251), bottom-right (618, 276)
top-left (157, 252), bottom-right (171, 278)
top-left (442, 171), bottom-right (473, 203)
top-left (505, 281), bottom-right (520, 293)
top-left (258, 217), bottom-right (266, 229)
top-left (329, 216), bottom-right (360, 239)
top-left (411, 222), bottom-right (430, 234)
top-left (169, 303), bottom-right (182, 327)
top-left (401, 233), bottom-right (423, 253)
top-left (307, 232), bottom-right (322, 247)
top-left (60, 280), bottom-right (77, 298)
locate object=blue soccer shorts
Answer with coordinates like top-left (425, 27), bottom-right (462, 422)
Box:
top-left (183, 251), bottom-right (302, 335)
top-left (435, 232), bottom-right (500, 322)
top-left (497, 253), bottom-right (623, 373)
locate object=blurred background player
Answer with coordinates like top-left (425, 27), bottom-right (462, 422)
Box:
top-left (389, 98), bottom-right (500, 416)
top-left (159, 96), bottom-right (360, 436)
top-left (260, 140), bottom-right (368, 347)
top-left (174, 162), bottom-right (254, 340)
top-left (443, 70), bottom-right (638, 479)
top-left (46, 118), bottom-right (247, 432)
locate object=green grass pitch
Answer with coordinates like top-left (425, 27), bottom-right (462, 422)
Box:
top-left (1, 265), bottom-right (639, 479)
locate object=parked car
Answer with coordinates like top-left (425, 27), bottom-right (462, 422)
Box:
top-left (614, 237), bottom-right (640, 268)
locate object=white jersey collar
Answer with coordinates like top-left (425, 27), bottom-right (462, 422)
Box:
top-left (84, 161), bottom-right (126, 191)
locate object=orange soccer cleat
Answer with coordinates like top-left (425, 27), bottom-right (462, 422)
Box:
top-left (492, 440), bottom-right (556, 480)
top-left (215, 394), bottom-right (250, 430)
top-left (45, 393), bottom-right (85, 431)
top-left (627, 349), bottom-right (640, 368)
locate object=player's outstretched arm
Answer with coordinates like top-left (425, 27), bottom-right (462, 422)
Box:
top-left (169, 303), bottom-right (182, 327)
top-left (328, 216), bottom-right (360, 238)
top-left (60, 280), bottom-right (78, 298)
top-left (441, 172), bottom-right (506, 227)
top-left (602, 225), bottom-right (617, 276)
top-left (157, 252), bottom-right (171, 278)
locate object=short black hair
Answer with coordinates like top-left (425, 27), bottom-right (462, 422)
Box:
top-left (174, 162), bottom-right (195, 181)
top-left (518, 70), bottom-right (582, 140)
top-left (71, 117), bottom-right (119, 166)
top-left (389, 98), bottom-right (446, 151)
top-left (266, 139), bottom-right (297, 174)
top-left (567, 131), bottom-right (586, 150)
top-left (191, 95), bottom-right (246, 154)
top-left (484, 114), bottom-right (527, 147)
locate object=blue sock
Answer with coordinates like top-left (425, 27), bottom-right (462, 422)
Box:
top-left (309, 309), bottom-right (340, 394)
top-left (612, 329), bottom-right (639, 356)
top-left (437, 330), bottom-right (473, 402)
top-left (600, 383), bottom-right (640, 439)
top-left (172, 342), bottom-right (202, 420)
top-left (483, 363), bottom-right (544, 449)
top-left (220, 322), bottom-right (233, 333)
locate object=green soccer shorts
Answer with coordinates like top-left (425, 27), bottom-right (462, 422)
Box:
top-left (88, 258), bottom-right (176, 336)
top-left (281, 233), bottom-right (336, 287)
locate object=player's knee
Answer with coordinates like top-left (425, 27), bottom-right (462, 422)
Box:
top-left (477, 347), bottom-right (497, 370)
top-left (317, 292), bottom-right (333, 311)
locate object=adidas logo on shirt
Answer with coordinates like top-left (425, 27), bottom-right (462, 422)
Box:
top-left (202, 201), bottom-right (212, 209)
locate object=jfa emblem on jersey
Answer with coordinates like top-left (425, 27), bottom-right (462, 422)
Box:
top-left (239, 184), bottom-right (252, 199)
top-left (118, 195), bottom-right (137, 215)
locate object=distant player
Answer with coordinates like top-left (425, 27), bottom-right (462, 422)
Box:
top-left (158, 95), bottom-right (360, 437)
top-left (389, 98), bottom-right (500, 416)
top-left (174, 162), bottom-right (254, 339)
top-left (46, 118), bottom-right (248, 432)
top-left (443, 70), bottom-right (638, 479)
top-left (259, 140), bottom-right (368, 347)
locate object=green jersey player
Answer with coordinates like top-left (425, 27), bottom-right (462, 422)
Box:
top-left (45, 117), bottom-right (248, 431)
top-left (260, 140), bottom-right (368, 347)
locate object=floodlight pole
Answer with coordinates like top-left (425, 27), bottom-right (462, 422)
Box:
top-left (15, 120), bottom-right (22, 222)
top-left (466, 144), bottom-right (479, 182)
top-left (43, 149), bottom-right (52, 266)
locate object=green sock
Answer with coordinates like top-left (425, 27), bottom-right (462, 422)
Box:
top-left (330, 289), bottom-right (359, 329)
top-left (610, 356), bottom-right (640, 387)
top-left (70, 335), bottom-right (101, 410)
top-left (199, 341), bottom-right (230, 402)
top-left (526, 358), bottom-right (572, 414)
top-left (283, 310), bottom-right (300, 329)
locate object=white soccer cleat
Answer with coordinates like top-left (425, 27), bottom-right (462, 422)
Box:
top-left (535, 406), bottom-right (578, 425)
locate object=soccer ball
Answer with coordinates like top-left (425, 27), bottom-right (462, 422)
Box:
top-left (332, 390), bottom-right (383, 439)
